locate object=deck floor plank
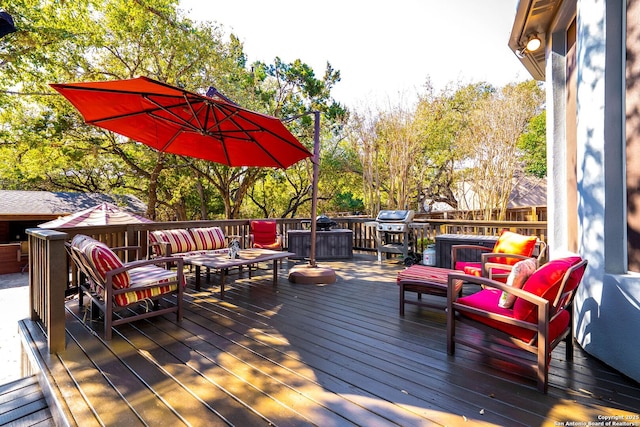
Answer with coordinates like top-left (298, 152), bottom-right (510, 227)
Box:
top-left (204, 271), bottom-right (549, 426)
top-left (0, 376), bottom-right (53, 426)
top-left (20, 255), bottom-right (640, 426)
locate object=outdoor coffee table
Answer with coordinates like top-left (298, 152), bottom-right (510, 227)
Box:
top-left (184, 248), bottom-right (295, 298)
top-left (397, 265), bottom-right (464, 315)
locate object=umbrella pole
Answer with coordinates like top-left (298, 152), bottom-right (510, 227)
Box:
top-left (308, 111), bottom-right (320, 268)
top-left (288, 111), bottom-right (336, 284)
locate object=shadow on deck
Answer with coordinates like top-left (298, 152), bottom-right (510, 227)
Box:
top-left (19, 254), bottom-right (640, 426)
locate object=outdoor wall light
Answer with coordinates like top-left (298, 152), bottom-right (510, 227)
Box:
top-left (525, 35), bottom-right (542, 52)
top-left (515, 34), bottom-right (542, 59)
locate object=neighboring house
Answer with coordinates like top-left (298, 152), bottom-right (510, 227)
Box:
top-left (510, 1), bottom-right (640, 382)
top-left (423, 175), bottom-right (546, 213)
top-left (0, 190), bottom-right (146, 242)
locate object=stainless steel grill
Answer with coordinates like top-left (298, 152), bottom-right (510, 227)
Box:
top-left (374, 210), bottom-right (415, 261)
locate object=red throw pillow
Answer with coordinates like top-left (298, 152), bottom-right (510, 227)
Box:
top-left (513, 256), bottom-right (583, 323)
top-left (489, 230), bottom-right (538, 266)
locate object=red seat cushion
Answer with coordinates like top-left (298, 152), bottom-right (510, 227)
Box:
top-left (456, 262), bottom-right (510, 283)
top-left (456, 288), bottom-right (570, 344)
top-left (513, 256), bottom-right (584, 323)
top-left (457, 261), bottom-right (482, 276)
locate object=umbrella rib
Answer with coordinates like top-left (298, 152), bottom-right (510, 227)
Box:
top-left (210, 103), bottom-right (311, 167)
top-left (206, 102), bottom-right (233, 165)
top-left (87, 96), bottom-right (204, 134)
top-left (214, 103), bottom-right (309, 153)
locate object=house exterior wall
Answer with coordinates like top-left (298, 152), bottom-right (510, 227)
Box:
top-left (565, 0), bottom-right (640, 382)
top-left (626, 0), bottom-right (640, 270)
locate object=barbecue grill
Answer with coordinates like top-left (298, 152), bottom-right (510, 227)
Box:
top-left (373, 210), bottom-right (415, 262)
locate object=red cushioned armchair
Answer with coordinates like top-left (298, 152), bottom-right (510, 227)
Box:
top-left (451, 230), bottom-right (547, 282)
top-left (446, 256), bottom-right (587, 392)
top-left (249, 220), bottom-right (283, 250)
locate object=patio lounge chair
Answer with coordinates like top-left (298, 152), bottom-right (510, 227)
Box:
top-left (446, 255), bottom-right (588, 392)
top-left (249, 220), bottom-right (282, 250)
top-left (451, 230), bottom-right (547, 281)
top-left (67, 234), bottom-right (184, 340)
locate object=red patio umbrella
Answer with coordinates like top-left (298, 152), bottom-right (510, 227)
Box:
top-left (52, 77), bottom-right (333, 282)
top-left (50, 76), bottom-right (312, 168)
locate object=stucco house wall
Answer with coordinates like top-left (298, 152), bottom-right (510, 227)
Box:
top-left (512, 0), bottom-right (640, 382)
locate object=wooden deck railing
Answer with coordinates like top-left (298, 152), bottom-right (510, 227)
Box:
top-left (25, 215), bottom-right (547, 353)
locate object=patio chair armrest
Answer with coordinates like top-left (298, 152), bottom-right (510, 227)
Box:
top-left (451, 244), bottom-right (493, 268)
top-left (106, 256), bottom-right (184, 276)
top-left (447, 272), bottom-right (547, 306)
top-left (447, 271), bottom-right (550, 332)
top-left (149, 240), bottom-right (172, 257)
top-left (480, 253), bottom-right (534, 278)
top-left (111, 245), bottom-right (143, 260)
top-left (536, 240), bottom-right (548, 263)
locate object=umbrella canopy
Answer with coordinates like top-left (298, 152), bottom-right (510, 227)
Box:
top-left (50, 76), bottom-right (312, 168)
top-left (39, 202), bottom-right (152, 228)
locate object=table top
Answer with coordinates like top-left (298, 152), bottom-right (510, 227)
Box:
top-left (183, 248), bottom-right (295, 269)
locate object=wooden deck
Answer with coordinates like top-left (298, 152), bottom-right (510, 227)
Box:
top-left (0, 375), bottom-right (53, 426)
top-left (20, 254), bottom-right (640, 426)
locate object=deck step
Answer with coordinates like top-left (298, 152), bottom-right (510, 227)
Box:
top-left (0, 375), bottom-right (53, 426)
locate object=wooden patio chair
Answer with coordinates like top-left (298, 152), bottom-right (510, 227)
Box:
top-left (446, 256), bottom-right (588, 392)
top-left (67, 234), bottom-right (184, 340)
top-left (451, 230), bottom-right (547, 282)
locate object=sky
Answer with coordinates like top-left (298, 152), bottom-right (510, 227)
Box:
top-left (179, 0), bottom-right (529, 109)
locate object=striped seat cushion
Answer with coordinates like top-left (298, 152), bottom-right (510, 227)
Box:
top-left (150, 229), bottom-right (197, 255)
top-left (189, 227), bottom-right (226, 251)
top-left (114, 265), bottom-right (180, 306)
top-left (92, 264), bottom-right (181, 306)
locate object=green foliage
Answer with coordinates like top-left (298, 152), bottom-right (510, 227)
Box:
top-left (333, 192), bottom-right (365, 214)
top-left (1, 1), bottom-right (543, 222)
top-left (517, 111), bottom-right (547, 178)
top-left (0, 0), bottom-right (350, 220)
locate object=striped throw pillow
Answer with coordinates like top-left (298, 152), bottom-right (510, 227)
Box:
top-left (150, 229), bottom-right (197, 255)
top-left (190, 227), bottom-right (226, 251)
top-left (84, 240), bottom-right (131, 289)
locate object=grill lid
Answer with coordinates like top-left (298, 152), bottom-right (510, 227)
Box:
top-left (376, 210), bottom-right (415, 223)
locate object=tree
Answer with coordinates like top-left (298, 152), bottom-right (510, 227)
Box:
top-left (1, 0), bottom-right (347, 220)
top-left (414, 81), bottom-right (494, 212)
top-left (517, 111), bottom-right (547, 178)
top-left (458, 80), bottom-right (545, 219)
top-left (347, 107), bottom-right (383, 215)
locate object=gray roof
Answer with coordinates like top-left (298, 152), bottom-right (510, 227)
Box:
top-left (0, 190), bottom-right (147, 216)
top-left (508, 175), bottom-right (547, 207)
